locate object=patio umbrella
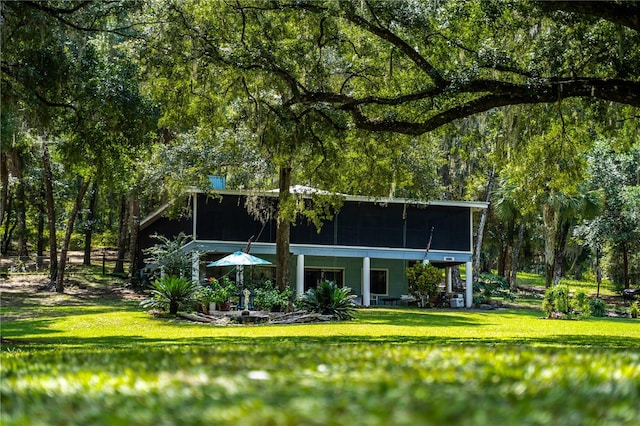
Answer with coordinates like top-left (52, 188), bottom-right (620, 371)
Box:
top-left (207, 251), bottom-right (272, 267)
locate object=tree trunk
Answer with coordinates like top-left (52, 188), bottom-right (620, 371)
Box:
top-left (15, 176), bottom-right (28, 259)
top-left (542, 204), bottom-right (556, 288)
top-left (8, 148), bottom-right (28, 259)
top-left (552, 220), bottom-right (571, 286)
top-left (275, 166), bottom-right (292, 292)
top-left (128, 197), bottom-right (140, 282)
top-left (36, 184), bottom-right (46, 270)
top-left (622, 242), bottom-right (629, 289)
top-left (56, 179), bottom-right (90, 293)
top-left (42, 143), bottom-right (58, 285)
top-left (509, 221), bottom-right (525, 289)
top-left (1, 195), bottom-right (14, 254)
top-left (113, 195), bottom-right (129, 275)
top-left (0, 150), bottom-right (8, 229)
top-left (83, 182), bottom-right (98, 266)
top-left (473, 167), bottom-right (494, 283)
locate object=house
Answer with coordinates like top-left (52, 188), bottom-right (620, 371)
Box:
top-left (138, 185), bottom-right (488, 307)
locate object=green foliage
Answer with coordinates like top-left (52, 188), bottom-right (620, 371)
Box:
top-left (406, 262), bottom-right (443, 307)
top-left (542, 284), bottom-right (571, 318)
top-left (589, 297), bottom-right (607, 318)
top-left (543, 284), bottom-right (598, 319)
top-left (142, 233), bottom-right (196, 280)
top-left (205, 276), bottom-right (237, 306)
top-left (253, 280), bottom-right (292, 312)
top-left (297, 280), bottom-right (356, 320)
top-left (474, 273), bottom-right (513, 304)
top-left (571, 291), bottom-right (592, 320)
top-left (140, 276), bottom-right (199, 315)
top-left (193, 285), bottom-right (217, 313)
top-left (631, 302), bottom-right (640, 319)
top-left (2, 300), bottom-right (640, 426)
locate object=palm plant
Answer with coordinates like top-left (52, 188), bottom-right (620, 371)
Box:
top-left (140, 276), bottom-right (199, 315)
top-left (297, 280), bottom-right (356, 320)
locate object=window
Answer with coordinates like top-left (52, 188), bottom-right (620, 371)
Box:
top-left (304, 268), bottom-right (344, 291)
top-left (370, 269), bottom-right (388, 295)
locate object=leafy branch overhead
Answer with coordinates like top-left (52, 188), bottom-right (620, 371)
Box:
top-left (170, 0), bottom-right (640, 136)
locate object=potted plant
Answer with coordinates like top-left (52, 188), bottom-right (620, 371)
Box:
top-left (194, 285), bottom-right (217, 314)
top-left (210, 277), bottom-right (237, 311)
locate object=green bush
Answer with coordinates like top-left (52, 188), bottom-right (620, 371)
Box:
top-left (143, 233), bottom-right (197, 281)
top-left (406, 262), bottom-right (443, 307)
top-left (208, 277), bottom-right (237, 306)
top-left (254, 280), bottom-right (292, 311)
top-left (571, 291), bottom-right (592, 320)
top-left (474, 273), bottom-right (514, 304)
top-left (297, 280), bottom-right (356, 320)
top-left (140, 276), bottom-right (199, 315)
top-left (631, 301), bottom-right (640, 319)
top-left (589, 297), bottom-right (607, 317)
top-left (542, 283), bottom-right (571, 318)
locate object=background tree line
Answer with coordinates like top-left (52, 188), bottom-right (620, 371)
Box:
top-left (1, 0), bottom-right (638, 292)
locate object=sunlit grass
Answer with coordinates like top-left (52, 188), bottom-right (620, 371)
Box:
top-left (3, 305), bottom-right (639, 349)
top-left (515, 271), bottom-right (617, 296)
top-left (2, 271), bottom-right (639, 425)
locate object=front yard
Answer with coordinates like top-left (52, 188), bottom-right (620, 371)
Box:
top-left (1, 272), bottom-right (639, 425)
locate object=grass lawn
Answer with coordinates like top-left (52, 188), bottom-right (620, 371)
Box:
top-left (1, 272), bottom-right (639, 425)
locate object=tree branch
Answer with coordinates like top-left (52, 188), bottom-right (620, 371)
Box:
top-left (342, 78), bottom-right (640, 135)
top-left (341, 6), bottom-right (447, 87)
top-left (535, 1), bottom-right (640, 32)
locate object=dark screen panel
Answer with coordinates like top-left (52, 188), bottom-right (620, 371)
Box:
top-left (144, 194), bottom-right (471, 253)
top-left (405, 205), bottom-right (470, 251)
top-left (196, 194), bottom-right (276, 243)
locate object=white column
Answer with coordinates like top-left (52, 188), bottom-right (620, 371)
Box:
top-left (296, 254), bottom-right (305, 296)
top-left (446, 267), bottom-right (452, 293)
top-left (192, 194), bottom-right (198, 239)
top-left (363, 257), bottom-right (371, 307)
top-left (191, 251), bottom-right (199, 284)
top-left (465, 261), bottom-right (473, 308)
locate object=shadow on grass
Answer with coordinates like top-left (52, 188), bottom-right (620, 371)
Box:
top-left (4, 328), bottom-right (639, 351)
top-left (3, 335), bottom-right (639, 355)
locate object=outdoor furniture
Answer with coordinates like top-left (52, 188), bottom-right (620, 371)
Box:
top-left (380, 296), bottom-right (401, 305)
top-left (623, 288), bottom-right (640, 301)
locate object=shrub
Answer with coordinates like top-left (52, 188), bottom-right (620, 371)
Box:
top-left (297, 280), bottom-right (356, 320)
top-left (589, 297), bottom-right (607, 317)
top-left (193, 285), bottom-right (217, 313)
top-left (571, 291), bottom-right (592, 320)
top-left (406, 262), bottom-right (443, 308)
top-left (474, 273), bottom-right (514, 304)
top-left (140, 276), bottom-right (199, 315)
top-left (631, 302), bottom-right (639, 319)
top-left (542, 283), bottom-right (571, 318)
top-left (143, 233), bottom-right (198, 281)
top-left (254, 280), bottom-right (292, 311)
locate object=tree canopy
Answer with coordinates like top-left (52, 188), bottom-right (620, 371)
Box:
top-left (1, 0), bottom-right (639, 290)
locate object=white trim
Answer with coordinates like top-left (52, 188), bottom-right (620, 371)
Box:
top-left (191, 239), bottom-right (472, 261)
top-left (296, 254), bottom-right (305, 296)
top-left (363, 257), bottom-right (371, 308)
top-left (184, 187), bottom-right (489, 210)
top-left (140, 204), bottom-right (171, 229)
top-left (192, 193), bottom-right (198, 239)
top-left (466, 261), bottom-right (473, 308)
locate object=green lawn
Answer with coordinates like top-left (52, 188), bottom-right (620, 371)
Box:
top-left (1, 275), bottom-right (639, 425)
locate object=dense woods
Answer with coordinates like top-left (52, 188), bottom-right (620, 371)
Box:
top-left (1, 0), bottom-right (639, 291)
